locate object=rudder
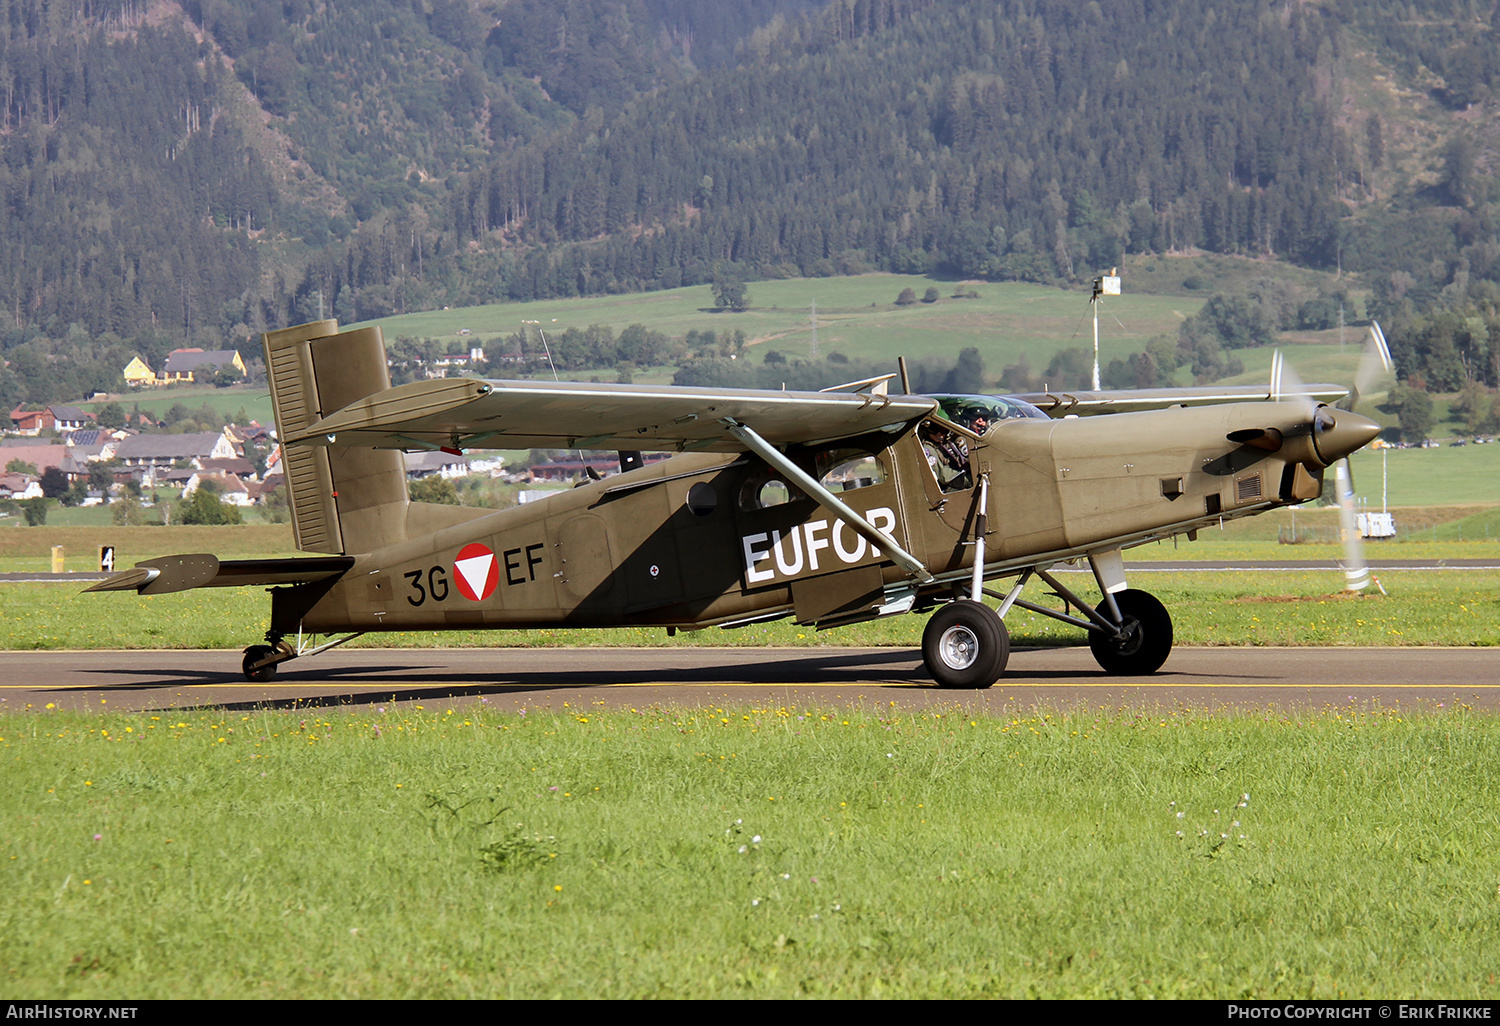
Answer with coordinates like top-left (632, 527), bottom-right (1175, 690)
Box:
top-left (264, 320), bottom-right (410, 554)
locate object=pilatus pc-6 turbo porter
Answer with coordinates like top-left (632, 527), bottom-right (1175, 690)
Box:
top-left (89, 318), bottom-right (1385, 689)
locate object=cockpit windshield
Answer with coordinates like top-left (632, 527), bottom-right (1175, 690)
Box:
top-left (927, 394), bottom-right (1050, 433)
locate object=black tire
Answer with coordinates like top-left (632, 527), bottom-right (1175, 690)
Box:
top-left (243, 645), bottom-right (277, 683)
top-left (922, 601), bottom-right (1009, 689)
top-left (1088, 589), bottom-right (1173, 675)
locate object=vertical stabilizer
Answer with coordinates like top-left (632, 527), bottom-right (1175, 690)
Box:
top-left (264, 321), bottom-right (410, 554)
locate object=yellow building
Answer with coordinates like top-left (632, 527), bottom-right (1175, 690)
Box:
top-left (122, 356), bottom-right (158, 387)
top-left (160, 349), bottom-right (247, 383)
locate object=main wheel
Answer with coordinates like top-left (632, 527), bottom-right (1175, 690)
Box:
top-left (1088, 589), bottom-right (1173, 675)
top-left (922, 601), bottom-right (1009, 689)
top-left (243, 645), bottom-right (278, 683)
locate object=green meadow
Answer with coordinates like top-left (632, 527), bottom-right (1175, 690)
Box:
top-left (4, 703), bottom-right (1499, 998)
top-left (356, 272), bottom-right (1205, 378)
top-left (4, 565), bottom-right (1496, 652)
top-left (78, 384), bottom-right (275, 427)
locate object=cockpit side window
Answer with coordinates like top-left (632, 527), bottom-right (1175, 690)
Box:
top-left (918, 418), bottom-right (972, 493)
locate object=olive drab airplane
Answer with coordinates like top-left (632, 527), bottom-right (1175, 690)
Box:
top-left (88, 318), bottom-right (1386, 689)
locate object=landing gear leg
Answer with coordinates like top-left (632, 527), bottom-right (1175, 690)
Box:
top-left (241, 628), bottom-right (365, 682)
top-left (1087, 589), bottom-right (1173, 675)
top-left (242, 631), bottom-right (294, 683)
top-left (985, 557), bottom-right (1175, 677)
top-left (922, 600), bottom-right (1009, 689)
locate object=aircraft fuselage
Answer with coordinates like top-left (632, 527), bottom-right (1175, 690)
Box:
top-left (283, 398), bottom-right (1335, 637)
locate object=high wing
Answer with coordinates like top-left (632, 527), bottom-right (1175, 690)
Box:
top-left (284, 377), bottom-right (937, 453)
top-left (1014, 383), bottom-right (1349, 417)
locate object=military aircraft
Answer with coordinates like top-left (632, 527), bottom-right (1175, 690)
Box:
top-left (88, 318), bottom-right (1383, 689)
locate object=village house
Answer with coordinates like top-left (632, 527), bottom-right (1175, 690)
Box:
top-left (404, 450), bottom-right (471, 479)
top-left (122, 356), bottom-right (157, 387)
top-left (111, 430), bottom-right (238, 481)
top-left (527, 454), bottom-right (667, 482)
top-left (0, 473), bottom-right (43, 500)
top-left (425, 347), bottom-right (485, 378)
top-left (159, 348), bottom-right (247, 383)
top-left (182, 472), bottom-right (253, 506)
top-left (9, 405), bottom-right (94, 435)
top-left (0, 441), bottom-right (69, 476)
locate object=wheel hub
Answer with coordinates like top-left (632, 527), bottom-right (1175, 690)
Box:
top-left (938, 625), bottom-right (980, 670)
top-left (1108, 617), bottom-right (1143, 655)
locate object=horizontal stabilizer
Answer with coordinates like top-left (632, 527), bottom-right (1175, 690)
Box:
top-left (1017, 383), bottom-right (1349, 418)
top-left (285, 377), bottom-right (936, 453)
top-left (85, 555), bottom-right (355, 595)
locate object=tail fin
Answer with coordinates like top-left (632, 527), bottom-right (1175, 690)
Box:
top-left (264, 321), bottom-right (410, 554)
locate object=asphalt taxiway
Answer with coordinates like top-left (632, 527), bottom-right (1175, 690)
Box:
top-left (1, 646), bottom-right (1497, 714)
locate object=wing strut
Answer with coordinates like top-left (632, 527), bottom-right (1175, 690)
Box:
top-left (719, 418), bottom-right (934, 584)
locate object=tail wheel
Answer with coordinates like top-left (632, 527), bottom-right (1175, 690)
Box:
top-left (242, 645), bottom-right (278, 683)
top-left (922, 600), bottom-right (1009, 689)
top-left (1088, 589), bottom-right (1173, 675)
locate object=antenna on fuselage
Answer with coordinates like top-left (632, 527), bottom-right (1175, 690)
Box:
top-left (1090, 268), bottom-right (1120, 391)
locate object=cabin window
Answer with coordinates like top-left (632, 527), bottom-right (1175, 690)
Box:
top-left (815, 450), bottom-right (886, 493)
top-left (738, 468), bottom-right (803, 511)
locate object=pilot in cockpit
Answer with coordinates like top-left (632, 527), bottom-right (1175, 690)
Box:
top-left (920, 420), bottom-right (971, 492)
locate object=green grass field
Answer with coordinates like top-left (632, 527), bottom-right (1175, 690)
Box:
top-left (1348, 444), bottom-right (1500, 506)
top-left (4, 703), bottom-right (1499, 998)
top-left (354, 272), bottom-right (1206, 379)
top-left (77, 385), bottom-right (275, 427)
top-left (4, 566), bottom-right (1495, 652)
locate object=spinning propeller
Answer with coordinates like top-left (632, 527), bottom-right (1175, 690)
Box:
top-left (1271, 325), bottom-right (1393, 593)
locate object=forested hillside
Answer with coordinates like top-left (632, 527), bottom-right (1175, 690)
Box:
top-left (0, 0), bottom-right (1497, 413)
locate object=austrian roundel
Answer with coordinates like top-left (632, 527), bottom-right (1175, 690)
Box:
top-left (453, 543), bottom-right (499, 602)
